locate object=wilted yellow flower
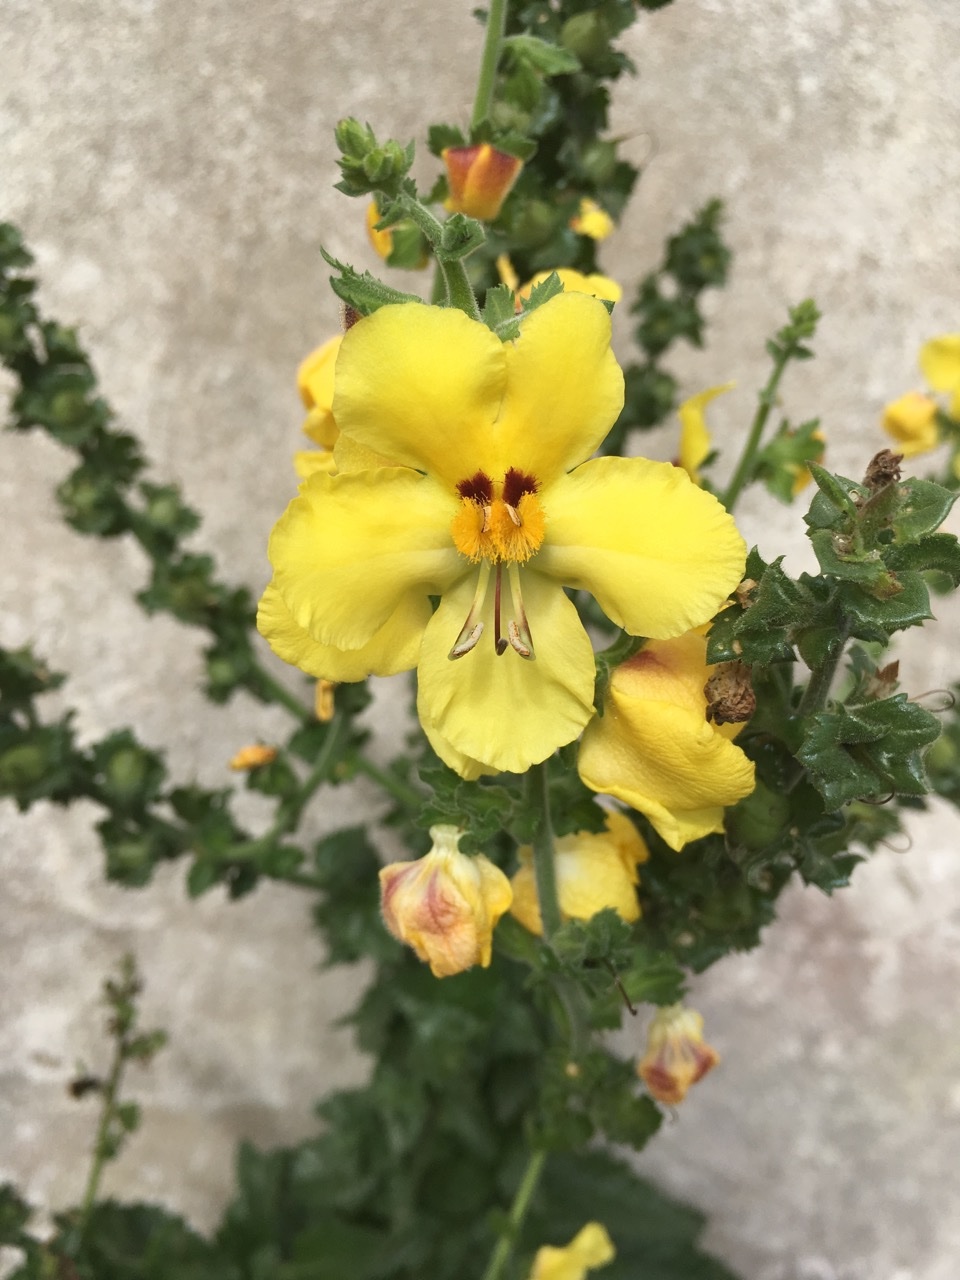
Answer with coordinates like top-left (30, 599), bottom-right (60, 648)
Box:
top-left (443, 143), bottom-right (523, 221)
top-left (919, 333), bottom-right (960, 418)
top-left (379, 825), bottom-right (512, 977)
top-left (578, 630), bottom-right (756, 850)
top-left (258, 294), bottom-right (746, 776)
top-left (228, 743), bottom-right (278, 771)
top-left (510, 811), bottom-right (648, 936)
top-left (677, 383), bottom-right (735, 485)
top-left (529, 1222), bottom-right (615, 1280)
top-left (569, 198), bottom-right (615, 241)
top-left (882, 391), bottom-right (939, 457)
top-left (638, 1004), bottom-right (720, 1104)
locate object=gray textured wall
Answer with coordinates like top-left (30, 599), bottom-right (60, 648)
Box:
top-left (3, 3), bottom-right (960, 1277)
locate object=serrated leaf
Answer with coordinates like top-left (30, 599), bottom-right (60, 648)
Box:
top-left (503, 34), bottom-right (581, 75)
top-left (891, 477), bottom-right (957, 541)
top-left (798, 695), bottom-right (941, 810)
top-left (841, 572), bottom-right (932, 640)
top-left (808, 528), bottom-right (892, 588)
top-left (320, 249), bottom-right (422, 317)
top-left (885, 532), bottom-right (960, 583)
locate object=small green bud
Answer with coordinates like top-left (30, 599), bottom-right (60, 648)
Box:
top-left (726, 781), bottom-right (791, 852)
top-left (560, 12), bottom-right (608, 69)
top-left (0, 742), bottom-right (49, 791)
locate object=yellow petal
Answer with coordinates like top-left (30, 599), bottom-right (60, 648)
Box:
top-left (293, 449), bottom-right (337, 480)
top-left (919, 333), bottom-right (960, 394)
top-left (578, 633), bottom-right (756, 850)
top-left (510, 816), bottom-right (646, 936)
top-left (881, 391), bottom-right (939, 456)
top-left (569, 198), bottom-right (615, 241)
top-left (419, 708), bottom-right (500, 781)
top-left (298, 334), bottom-right (342, 447)
top-left (530, 1223), bottom-right (616, 1280)
top-left (332, 303), bottom-right (508, 488)
top-left (499, 292), bottom-right (624, 484)
top-left (416, 570), bottom-right (596, 775)
top-left (677, 382), bottom-right (735, 484)
top-left (538, 457), bottom-right (746, 639)
top-left (267, 468), bottom-right (462, 649)
top-left (257, 580), bottom-right (429, 680)
top-left (523, 268), bottom-right (622, 305)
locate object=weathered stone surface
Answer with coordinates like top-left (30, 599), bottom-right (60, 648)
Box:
top-left (2, 2), bottom-right (959, 1276)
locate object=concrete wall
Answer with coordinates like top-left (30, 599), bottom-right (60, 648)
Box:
top-left (2, 3), bottom-right (959, 1277)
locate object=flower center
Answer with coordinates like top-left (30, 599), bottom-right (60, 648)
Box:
top-left (450, 468), bottom-right (546, 564)
top-left (448, 468), bottom-right (542, 663)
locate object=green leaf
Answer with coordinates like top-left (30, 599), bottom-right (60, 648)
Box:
top-left (885, 532), bottom-right (960, 583)
top-left (503, 34), bottom-right (582, 75)
top-left (891, 477), bottom-right (957, 541)
top-left (840, 572), bottom-right (933, 641)
top-left (320, 249), bottom-right (423, 318)
top-left (437, 212), bottom-right (485, 262)
top-left (798, 695), bottom-right (942, 810)
top-left (427, 122), bottom-right (466, 156)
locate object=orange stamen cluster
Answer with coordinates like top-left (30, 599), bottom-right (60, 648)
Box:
top-left (450, 468), bottom-right (546, 564)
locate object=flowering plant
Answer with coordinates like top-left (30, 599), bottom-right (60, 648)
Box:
top-left (2, 2), bottom-right (959, 1278)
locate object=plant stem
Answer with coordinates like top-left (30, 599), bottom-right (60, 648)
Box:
top-left (471, 0), bottom-right (509, 131)
top-left (250, 664), bottom-right (314, 724)
top-left (78, 1038), bottom-right (126, 1237)
top-left (797, 629), bottom-right (848, 719)
top-left (721, 350), bottom-right (793, 514)
top-left (480, 1148), bottom-right (546, 1280)
top-left (401, 198), bottom-right (481, 319)
top-left (531, 761), bottom-right (562, 939)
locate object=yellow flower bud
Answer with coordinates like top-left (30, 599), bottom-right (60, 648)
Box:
top-left (442, 143), bottom-right (523, 221)
top-left (918, 332), bottom-right (960, 418)
top-left (365, 200), bottom-right (394, 261)
top-left (510, 811), bottom-right (648, 936)
top-left (569, 198), bottom-right (614, 241)
top-left (881, 390), bottom-right (939, 457)
top-left (577, 631), bottom-right (756, 851)
top-left (379, 825), bottom-right (513, 977)
top-left (529, 1222), bottom-right (615, 1280)
top-left (314, 678), bottom-right (336, 722)
top-left (228, 743), bottom-right (278, 771)
top-left (638, 1004), bottom-right (720, 1105)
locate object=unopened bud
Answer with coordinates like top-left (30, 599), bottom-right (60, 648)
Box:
top-left (228, 744), bottom-right (278, 771)
top-left (442, 144), bottom-right (523, 221)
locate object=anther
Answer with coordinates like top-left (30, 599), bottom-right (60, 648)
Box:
top-left (450, 622), bottom-right (484, 659)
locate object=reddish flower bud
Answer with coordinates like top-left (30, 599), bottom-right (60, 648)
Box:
top-left (442, 144), bottom-right (523, 221)
top-left (638, 1004), bottom-right (720, 1105)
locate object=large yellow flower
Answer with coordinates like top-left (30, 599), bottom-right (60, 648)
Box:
top-left (258, 293), bottom-right (746, 775)
top-left (578, 630), bottom-right (756, 849)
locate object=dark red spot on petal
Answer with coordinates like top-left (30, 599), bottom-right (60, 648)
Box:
top-left (457, 470), bottom-right (494, 503)
top-left (502, 467), bottom-right (538, 507)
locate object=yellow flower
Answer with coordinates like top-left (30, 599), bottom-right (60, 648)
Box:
top-left (443, 143), bottom-right (523, 221)
top-left (258, 293), bottom-right (746, 774)
top-left (569, 198), bottom-right (615, 241)
top-left (378, 825), bottom-right (512, 977)
top-left (919, 333), bottom-right (960, 419)
top-left (529, 1223), bottom-right (615, 1280)
top-left (677, 383), bottom-right (735, 485)
top-left (881, 391), bottom-right (939, 457)
top-left (578, 630), bottom-right (756, 850)
top-left (228, 743), bottom-right (277, 771)
top-left (510, 811), bottom-right (648, 936)
top-left (522, 268), bottom-right (622, 306)
top-left (637, 1004), bottom-right (720, 1105)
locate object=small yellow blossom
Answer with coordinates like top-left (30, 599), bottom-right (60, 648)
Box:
top-left (529, 1222), bottom-right (615, 1280)
top-left (677, 383), bottom-right (735, 486)
top-left (882, 391), bottom-right (939, 457)
top-left (228, 743), bottom-right (278, 771)
top-left (443, 143), bottom-right (523, 221)
top-left (578, 630), bottom-right (756, 850)
top-left (314, 678), bottom-right (336, 722)
top-left (379, 825), bottom-right (513, 977)
top-left (918, 333), bottom-right (960, 418)
top-left (569, 198), bottom-right (615, 241)
top-left (258, 294), bottom-right (746, 775)
top-left (638, 1004), bottom-right (720, 1105)
top-left (510, 811), bottom-right (648, 936)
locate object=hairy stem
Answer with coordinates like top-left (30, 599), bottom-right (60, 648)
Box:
top-left (471, 0), bottom-right (509, 131)
top-left (722, 350), bottom-right (793, 513)
top-left (531, 760), bottom-right (562, 939)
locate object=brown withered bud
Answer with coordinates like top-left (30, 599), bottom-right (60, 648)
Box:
top-left (864, 448), bottom-right (903, 491)
top-left (340, 303), bottom-right (362, 331)
top-left (866, 660), bottom-right (900, 700)
top-left (704, 661), bottom-right (756, 725)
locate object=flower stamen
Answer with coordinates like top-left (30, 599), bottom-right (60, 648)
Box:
top-left (449, 560), bottom-right (491, 660)
top-left (494, 563), bottom-right (509, 656)
top-left (507, 562), bottom-right (536, 660)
